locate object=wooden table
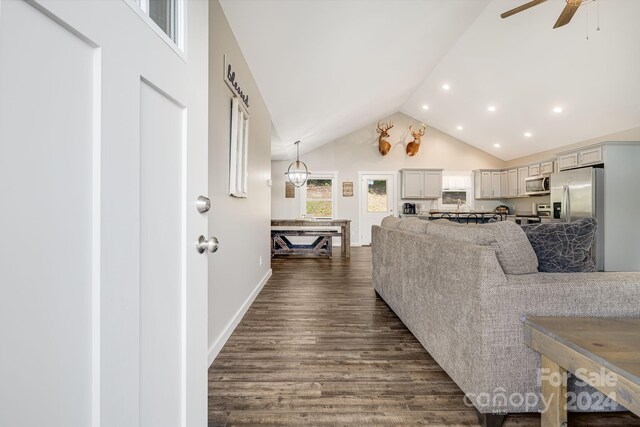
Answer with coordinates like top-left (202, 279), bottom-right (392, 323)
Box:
top-left (271, 219), bottom-right (351, 258)
top-left (523, 317), bottom-right (640, 426)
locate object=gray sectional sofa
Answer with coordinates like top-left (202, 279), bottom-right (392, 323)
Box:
top-left (371, 217), bottom-right (640, 420)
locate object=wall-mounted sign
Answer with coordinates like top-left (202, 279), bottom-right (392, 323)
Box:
top-left (342, 181), bottom-right (354, 197)
top-left (285, 181), bottom-right (295, 198)
top-left (224, 54), bottom-right (249, 110)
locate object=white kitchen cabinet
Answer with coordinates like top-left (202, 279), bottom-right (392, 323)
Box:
top-left (491, 172), bottom-right (501, 198)
top-left (518, 167), bottom-right (528, 196)
top-left (529, 164), bottom-right (540, 176)
top-left (580, 146), bottom-right (603, 166)
top-left (558, 152), bottom-right (579, 170)
top-left (500, 171), bottom-right (508, 198)
top-left (474, 170), bottom-right (502, 199)
top-left (401, 171), bottom-right (422, 198)
top-left (423, 170), bottom-right (443, 198)
top-left (480, 171), bottom-right (492, 198)
top-left (540, 161), bottom-right (553, 174)
top-left (557, 145), bottom-right (604, 171)
top-left (400, 169), bottom-right (442, 199)
top-left (508, 169), bottom-right (518, 197)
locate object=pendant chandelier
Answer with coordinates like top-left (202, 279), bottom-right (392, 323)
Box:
top-left (285, 140), bottom-right (310, 187)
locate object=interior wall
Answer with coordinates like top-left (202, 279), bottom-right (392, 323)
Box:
top-left (272, 112), bottom-right (506, 244)
top-left (208, 0), bottom-right (272, 363)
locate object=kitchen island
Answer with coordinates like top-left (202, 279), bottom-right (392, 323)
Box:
top-left (400, 211), bottom-right (507, 224)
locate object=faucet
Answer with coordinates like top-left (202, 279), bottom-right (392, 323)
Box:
top-left (457, 199), bottom-right (462, 212)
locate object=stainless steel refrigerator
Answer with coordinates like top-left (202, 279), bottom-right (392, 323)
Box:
top-left (550, 167), bottom-right (604, 271)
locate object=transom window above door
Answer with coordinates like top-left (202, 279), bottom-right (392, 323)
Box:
top-left (131, 0), bottom-right (184, 51)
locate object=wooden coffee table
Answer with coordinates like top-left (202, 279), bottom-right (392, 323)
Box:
top-left (523, 317), bottom-right (640, 427)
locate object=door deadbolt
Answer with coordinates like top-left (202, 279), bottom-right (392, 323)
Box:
top-left (196, 196), bottom-right (211, 213)
top-left (196, 235), bottom-right (219, 254)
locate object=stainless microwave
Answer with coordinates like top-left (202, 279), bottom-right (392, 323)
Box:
top-left (525, 174), bottom-right (550, 196)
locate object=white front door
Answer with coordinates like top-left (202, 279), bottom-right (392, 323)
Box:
top-left (0, 1), bottom-right (209, 426)
top-left (360, 174), bottom-right (395, 245)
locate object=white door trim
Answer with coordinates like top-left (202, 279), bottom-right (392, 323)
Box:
top-left (358, 171), bottom-right (398, 246)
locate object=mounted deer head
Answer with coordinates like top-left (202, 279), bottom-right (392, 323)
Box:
top-left (406, 123), bottom-right (426, 157)
top-left (376, 121), bottom-right (394, 156)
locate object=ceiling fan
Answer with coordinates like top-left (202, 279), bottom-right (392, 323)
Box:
top-left (501, 0), bottom-right (589, 29)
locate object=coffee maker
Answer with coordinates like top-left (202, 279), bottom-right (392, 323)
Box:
top-left (403, 203), bottom-right (416, 215)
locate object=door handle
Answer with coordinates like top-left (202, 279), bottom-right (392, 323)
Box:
top-left (196, 235), bottom-right (219, 254)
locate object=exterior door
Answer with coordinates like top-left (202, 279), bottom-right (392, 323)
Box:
top-left (360, 174), bottom-right (395, 245)
top-left (0, 1), bottom-right (209, 426)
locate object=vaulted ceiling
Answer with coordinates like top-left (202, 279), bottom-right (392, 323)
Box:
top-left (220, 0), bottom-right (640, 161)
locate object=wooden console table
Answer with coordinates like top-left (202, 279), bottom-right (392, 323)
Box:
top-left (523, 317), bottom-right (640, 427)
top-left (271, 219), bottom-right (351, 258)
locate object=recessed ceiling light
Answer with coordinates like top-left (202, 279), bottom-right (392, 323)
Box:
top-left (442, 84), bottom-right (450, 90)
top-left (524, 132), bottom-right (532, 137)
top-left (456, 125), bottom-right (463, 130)
top-left (488, 105), bottom-right (496, 112)
top-left (422, 104), bottom-right (429, 110)
top-left (493, 143), bottom-right (501, 148)
top-left (553, 106), bottom-right (563, 113)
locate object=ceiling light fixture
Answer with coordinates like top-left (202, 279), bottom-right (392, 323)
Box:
top-left (284, 141), bottom-right (310, 187)
top-left (442, 84), bottom-right (450, 90)
top-left (493, 143), bottom-right (501, 148)
top-left (488, 105), bottom-right (496, 112)
top-left (422, 104), bottom-right (429, 110)
top-left (456, 125), bottom-right (463, 130)
top-left (553, 106), bottom-right (563, 113)
top-left (524, 132), bottom-right (532, 137)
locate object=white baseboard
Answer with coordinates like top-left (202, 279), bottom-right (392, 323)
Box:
top-left (208, 268), bottom-right (272, 366)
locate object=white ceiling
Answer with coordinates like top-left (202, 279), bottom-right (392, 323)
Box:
top-left (220, 0), bottom-right (640, 161)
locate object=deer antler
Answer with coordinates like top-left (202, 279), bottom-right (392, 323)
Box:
top-left (410, 124), bottom-right (426, 136)
top-left (377, 121), bottom-right (393, 133)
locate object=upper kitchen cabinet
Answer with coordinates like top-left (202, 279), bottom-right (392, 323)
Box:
top-left (529, 161), bottom-right (553, 176)
top-left (540, 161), bottom-right (554, 174)
top-left (500, 171), bottom-right (508, 198)
top-left (474, 170), bottom-right (501, 199)
top-left (508, 169), bottom-right (518, 197)
top-left (517, 167), bottom-right (528, 197)
top-left (400, 169), bottom-right (443, 199)
top-left (558, 145), bottom-right (603, 171)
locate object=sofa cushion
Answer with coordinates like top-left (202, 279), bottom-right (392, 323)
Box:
top-left (426, 221), bottom-right (497, 246)
top-left (521, 217), bottom-right (598, 272)
top-left (427, 219), bottom-right (538, 274)
top-left (397, 219), bottom-right (429, 234)
top-left (484, 220), bottom-right (539, 275)
top-left (381, 216), bottom-right (403, 229)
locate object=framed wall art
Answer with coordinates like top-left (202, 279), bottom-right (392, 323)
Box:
top-left (229, 97), bottom-right (249, 198)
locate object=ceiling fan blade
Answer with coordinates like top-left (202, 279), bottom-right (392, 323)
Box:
top-left (501, 0), bottom-right (548, 19)
top-left (553, 0), bottom-right (582, 28)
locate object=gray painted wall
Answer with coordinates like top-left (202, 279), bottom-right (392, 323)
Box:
top-left (208, 1), bottom-right (272, 362)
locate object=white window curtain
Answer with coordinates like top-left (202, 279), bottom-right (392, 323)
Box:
top-left (442, 173), bottom-right (472, 190)
top-left (440, 172), bottom-right (474, 209)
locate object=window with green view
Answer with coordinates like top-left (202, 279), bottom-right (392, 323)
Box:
top-left (305, 178), bottom-right (333, 218)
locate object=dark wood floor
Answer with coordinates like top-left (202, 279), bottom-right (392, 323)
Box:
top-left (209, 247), bottom-right (640, 426)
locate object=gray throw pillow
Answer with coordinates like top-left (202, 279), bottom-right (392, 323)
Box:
top-left (521, 217), bottom-right (598, 272)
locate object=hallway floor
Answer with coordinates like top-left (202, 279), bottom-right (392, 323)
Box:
top-left (208, 247), bottom-right (640, 426)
